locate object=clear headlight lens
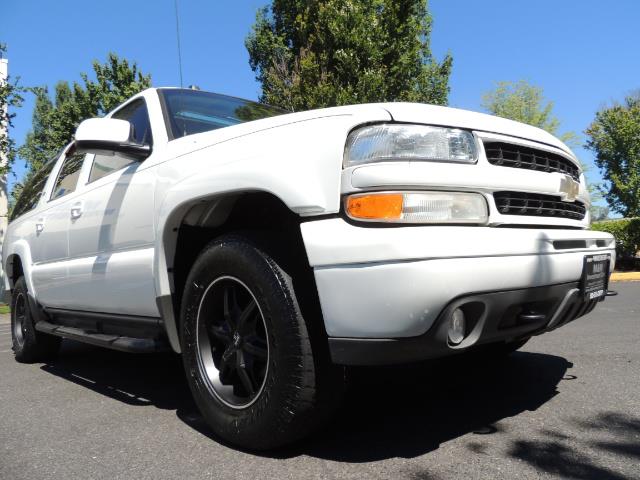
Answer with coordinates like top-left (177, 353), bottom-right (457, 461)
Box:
top-left (345, 191), bottom-right (488, 224)
top-left (344, 124), bottom-right (477, 168)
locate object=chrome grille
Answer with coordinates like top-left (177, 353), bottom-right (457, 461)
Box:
top-left (484, 141), bottom-right (580, 181)
top-left (494, 191), bottom-right (586, 220)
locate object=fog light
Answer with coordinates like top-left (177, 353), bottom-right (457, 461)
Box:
top-left (448, 308), bottom-right (466, 345)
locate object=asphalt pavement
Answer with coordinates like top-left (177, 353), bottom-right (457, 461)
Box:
top-left (0, 283), bottom-right (638, 479)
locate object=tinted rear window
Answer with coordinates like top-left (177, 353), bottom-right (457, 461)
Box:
top-left (11, 158), bottom-right (57, 221)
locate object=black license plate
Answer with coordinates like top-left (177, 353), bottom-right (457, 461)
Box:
top-left (581, 254), bottom-right (610, 301)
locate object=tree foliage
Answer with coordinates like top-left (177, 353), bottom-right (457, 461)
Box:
top-left (246, 0), bottom-right (453, 111)
top-left (0, 43), bottom-right (26, 175)
top-left (481, 80), bottom-right (577, 146)
top-left (585, 94), bottom-right (640, 218)
top-left (591, 217), bottom-right (640, 267)
top-left (590, 205), bottom-right (610, 222)
top-left (19, 53), bottom-right (151, 175)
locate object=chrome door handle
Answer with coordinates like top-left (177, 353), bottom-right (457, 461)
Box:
top-left (35, 220), bottom-right (44, 234)
top-left (70, 203), bottom-right (83, 219)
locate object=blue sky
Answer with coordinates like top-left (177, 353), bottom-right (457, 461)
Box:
top-left (3, 0), bottom-right (639, 200)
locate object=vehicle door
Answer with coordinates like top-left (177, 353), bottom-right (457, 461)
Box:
top-left (66, 98), bottom-right (159, 317)
top-left (29, 147), bottom-right (87, 307)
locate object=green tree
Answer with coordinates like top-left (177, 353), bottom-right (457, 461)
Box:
top-left (0, 43), bottom-right (26, 175)
top-left (246, 0), bottom-right (452, 111)
top-left (19, 87), bottom-right (55, 173)
top-left (586, 94), bottom-right (640, 217)
top-left (481, 80), bottom-right (577, 145)
top-left (18, 53), bottom-right (151, 174)
top-left (590, 205), bottom-right (610, 222)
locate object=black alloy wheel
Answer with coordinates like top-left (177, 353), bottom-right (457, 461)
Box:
top-left (12, 292), bottom-right (27, 349)
top-left (196, 276), bottom-right (269, 408)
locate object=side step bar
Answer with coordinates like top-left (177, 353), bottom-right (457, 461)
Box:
top-left (35, 320), bottom-right (169, 353)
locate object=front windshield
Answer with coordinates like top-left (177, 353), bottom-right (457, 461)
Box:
top-left (159, 89), bottom-right (287, 139)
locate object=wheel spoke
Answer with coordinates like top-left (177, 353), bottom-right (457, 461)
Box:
top-left (223, 287), bottom-right (237, 329)
top-left (219, 350), bottom-right (235, 384)
top-left (236, 357), bottom-right (256, 396)
top-left (237, 298), bottom-right (257, 331)
top-left (243, 340), bottom-right (268, 359)
top-left (209, 324), bottom-right (231, 344)
top-left (221, 346), bottom-right (235, 363)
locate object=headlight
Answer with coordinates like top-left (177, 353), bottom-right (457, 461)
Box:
top-left (345, 191), bottom-right (488, 224)
top-left (344, 124), bottom-right (477, 168)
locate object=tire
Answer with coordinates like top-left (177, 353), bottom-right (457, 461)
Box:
top-left (180, 235), bottom-right (343, 450)
top-left (11, 277), bottom-right (61, 363)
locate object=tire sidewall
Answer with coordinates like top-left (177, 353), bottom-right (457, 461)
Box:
top-left (11, 278), bottom-right (37, 358)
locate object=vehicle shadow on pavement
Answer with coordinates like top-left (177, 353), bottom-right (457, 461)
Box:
top-left (40, 341), bottom-right (572, 462)
top-left (40, 341), bottom-right (194, 411)
top-left (290, 351), bottom-right (571, 462)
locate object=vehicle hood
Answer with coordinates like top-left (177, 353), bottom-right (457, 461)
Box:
top-left (163, 103), bottom-right (393, 159)
top-left (165, 100), bottom-right (575, 163)
top-left (379, 102), bottom-right (575, 158)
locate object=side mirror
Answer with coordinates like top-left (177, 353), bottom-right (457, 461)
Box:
top-left (74, 117), bottom-right (151, 160)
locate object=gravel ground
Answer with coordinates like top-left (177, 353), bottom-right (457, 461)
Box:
top-left (0, 283), bottom-right (638, 479)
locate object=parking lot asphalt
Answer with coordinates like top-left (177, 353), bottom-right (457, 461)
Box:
top-left (0, 283), bottom-right (638, 480)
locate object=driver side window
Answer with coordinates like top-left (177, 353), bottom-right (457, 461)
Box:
top-left (89, 99), bottom-right (152, 183)
top-left (50, 151), bottom-right (86, 200)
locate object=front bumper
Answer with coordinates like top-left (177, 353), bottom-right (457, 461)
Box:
top-left (300, 219), bottom-right (615, 363)
top-left (329, 282), bottom-right (599, 365)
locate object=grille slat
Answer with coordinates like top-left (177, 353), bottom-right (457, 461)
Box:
top-left (484, 141), bottom-right (580, 181)
top-left (494, 191), bottom-right (586, 220)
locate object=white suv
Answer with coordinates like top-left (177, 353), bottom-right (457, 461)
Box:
top-left (3, 88), bottom-right (615, 449)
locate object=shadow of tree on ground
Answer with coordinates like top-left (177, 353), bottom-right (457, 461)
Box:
top-left (508, 411), bottom-right (640, 480)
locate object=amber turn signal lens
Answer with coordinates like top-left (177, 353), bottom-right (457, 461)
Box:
top-left (346, 193), bottom-right (403, 220)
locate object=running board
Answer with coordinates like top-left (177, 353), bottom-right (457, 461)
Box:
top-left (35, 320), bottom-right (169, 353)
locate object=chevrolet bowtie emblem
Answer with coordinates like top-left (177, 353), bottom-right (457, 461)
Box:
top-left (559, 175), bottom-right (580, 202)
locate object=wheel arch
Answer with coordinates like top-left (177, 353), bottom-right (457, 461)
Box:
top-left (5, 253), bottom-right (24, 290)
top-left (4, 240), bottom-right (36, 295)
top-left (155, 189), bottom-right (320, 353)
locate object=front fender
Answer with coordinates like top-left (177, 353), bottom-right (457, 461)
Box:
top-left (153, 110), bottom-right (391, 352)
